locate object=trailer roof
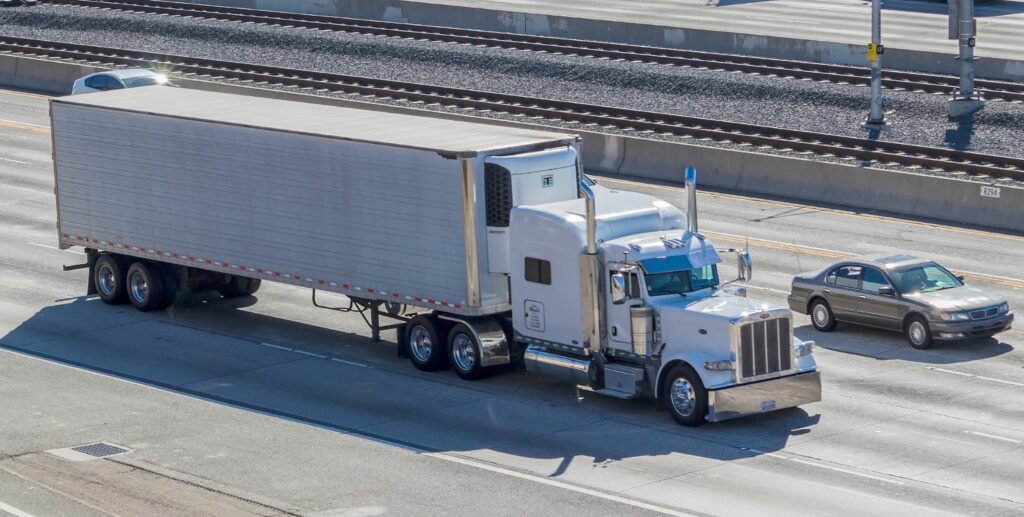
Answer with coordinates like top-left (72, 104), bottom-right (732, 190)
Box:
top-left (52, 87), bottom-right (578, 157)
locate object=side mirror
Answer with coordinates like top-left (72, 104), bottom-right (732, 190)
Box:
top-left (738, 252), bottom-right (752, 282)
top-left (610, 273), bottom-right (629, 305)
top-left (878, 286), bottom-right (895, 296)
top-left (956, 275), bottom-right (965, 282)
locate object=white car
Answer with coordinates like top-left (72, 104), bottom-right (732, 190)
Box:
top-left (71, 69), bottom-right (174, 95)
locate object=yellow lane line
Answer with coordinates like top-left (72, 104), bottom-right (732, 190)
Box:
top-left (594, 175), bottom-right (1024, 244)
top-left (705, 230), bottom-right (1024, 289)
top-left (0, 119), bottom-right (50, 134)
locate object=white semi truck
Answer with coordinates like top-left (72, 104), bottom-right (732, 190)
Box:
top-left (51, 87), bottom-right (820, 426)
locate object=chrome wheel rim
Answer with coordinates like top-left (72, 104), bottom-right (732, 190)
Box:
top-left (670, 378), bottom-right (696, 417)
top-left (909, 321), bottom-right (927, 345)
top-left (97, 263), bottom-right (116, 296)
top-left (451, 333), bottom-right (476, 372)
top-left (813, 304), bottom-right (829, 327)
top-left (409, 325), bottom-right (432, 363)
top-left (129, 271), bottom-right (148, 303)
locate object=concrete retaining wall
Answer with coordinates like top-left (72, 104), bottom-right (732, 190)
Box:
top-left (180, 0), bottom-right (1024, 82)
top-left (4, 54), bottom-right (1021, 233)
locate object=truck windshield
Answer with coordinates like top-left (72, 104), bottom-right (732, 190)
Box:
top-left (644, 265), bottom-right (719, 296)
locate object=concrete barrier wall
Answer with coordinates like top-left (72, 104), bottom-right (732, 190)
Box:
top-left (180, 0), bottom-right (1024, 82)
top-left (6, 54), bottom-right (1021, 233)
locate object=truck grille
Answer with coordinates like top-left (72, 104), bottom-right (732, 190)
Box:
top-left (969, 306), bottom-right (999, 320)
top-left (739, 318), bottom-right (792, 380)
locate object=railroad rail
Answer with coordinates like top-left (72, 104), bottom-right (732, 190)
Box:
top-left (3, 36), bottom-right (1023, 181)
top-left (39, 0), bottom-right (1024, 102)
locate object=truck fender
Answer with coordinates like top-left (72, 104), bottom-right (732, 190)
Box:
top-left (654, 351), bottom-right (737, 402)
top-left (436, 314), bottom-right (510, 367)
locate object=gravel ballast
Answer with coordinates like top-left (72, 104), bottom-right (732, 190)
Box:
top-left (2, 4), bottom-right (1023, 176)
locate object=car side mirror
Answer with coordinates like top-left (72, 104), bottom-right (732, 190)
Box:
top-left (878, 286), bottom-right (895, 296)
top-left (956, 275), bottom-right (965, 282)
top-left (610, 273), bottom-right (630, 305)
top-left (738, 252), bottom-right (752, 282)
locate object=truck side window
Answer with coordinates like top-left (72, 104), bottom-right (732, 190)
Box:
top-left (612, 272), bottom-right (641, 298)
top-left (524, 257), bottom-right (551, 285)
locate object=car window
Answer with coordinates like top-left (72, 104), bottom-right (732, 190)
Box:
top-left (84, 75), bottom-right (105, 90)
top-left (861, 267), bottom-right (890, 294)
top-left (891, 263), bottom-right (961, 294)
top-left (831, 265), bottom-right (862, 289)
top-left (105, 76), bottom-right (125, 90)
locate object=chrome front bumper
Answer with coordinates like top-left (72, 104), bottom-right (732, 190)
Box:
top-left (706, 370), bottom-right (821, 422)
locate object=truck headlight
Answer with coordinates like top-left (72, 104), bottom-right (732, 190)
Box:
top-left (999, 302), bottom-right (1010, 314)
top-left (939, 311), bottom-right (970, 321)
top-left (793, 340), bottom-right (815, 357)
top-left (704, 360), bottom-right (735, 371)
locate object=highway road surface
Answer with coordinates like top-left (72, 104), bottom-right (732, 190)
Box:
top-left (1, 86), bottom-right (1022, 516)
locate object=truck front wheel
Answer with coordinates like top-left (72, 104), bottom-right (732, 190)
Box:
top-left (663, 365), bottom-right (708, 427)
top-left (126, 261), bottom-right (166, 312)
top-left (405, 315), bottom-right (448, 371)
top-left (448, 323), bottom-right (486, 380)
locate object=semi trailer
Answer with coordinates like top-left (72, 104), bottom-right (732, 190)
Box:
top-left (51, 87), bottom-right (820, 426)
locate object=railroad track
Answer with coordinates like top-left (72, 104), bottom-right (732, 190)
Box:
top-left (39, 0), bottom-right (1024, 102)
top-left (3, 36), bottom-right (1023, 181)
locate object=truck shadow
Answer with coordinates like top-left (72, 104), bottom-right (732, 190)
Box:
top-left (795, 324), bottom-right (1014, 364)
top-left (1, 295), bottom-right (821, 477)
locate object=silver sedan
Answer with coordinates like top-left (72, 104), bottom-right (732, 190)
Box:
top-left (788, 254), bottom-right (1013, 349)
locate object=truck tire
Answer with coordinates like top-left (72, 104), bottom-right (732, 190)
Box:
top-left (126, 261), bottom-right (166, 312)
top-left (217, 275), bottom-right (261, 298)
top-left (448, 323), bottom-right (486, 380)
top-left (809, 298), bottom-right (837, 332)
top-left (905, 315), bottom-right (933, 349)
top-left (405, 315), bottom-right (447, 371)
top-left (663, 364), bottom-right (707, 427)
top-left (93, 254), bottom-right (127, 305)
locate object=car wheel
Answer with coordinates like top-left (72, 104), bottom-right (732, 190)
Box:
top-left (810, 298), bottom-right (837, 332)
top-left (905, 316), bottom-right (933, 349)
top-left (663, 364), bottom-right (707, 427)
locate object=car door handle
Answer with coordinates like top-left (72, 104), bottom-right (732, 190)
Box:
top-left (859, 295), bottom-right (867, 299)
top-left (823, 288), bottom-right (831, 293)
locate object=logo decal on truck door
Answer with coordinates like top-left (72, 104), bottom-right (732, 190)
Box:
top-left (541, 175), bottom-right (554, 188)
top-left (524, 300), bottom-right (546, 332)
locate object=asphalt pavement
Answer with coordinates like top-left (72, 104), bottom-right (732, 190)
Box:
top-left (1, 87), bottom-right (1022, 517)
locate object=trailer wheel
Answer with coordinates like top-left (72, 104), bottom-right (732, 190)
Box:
top-left (217, 275), bottom-right (261, 298)
top-left (448, 323), bottom-right (486, 380)
top-left (126, 261), bottom-right (166, 312)
top-left (93, 254), bottom-right (127, 305)
top-left (405, 315), bottom-right (447, 371)
top-left (663, 364), bottom-right (707, 427)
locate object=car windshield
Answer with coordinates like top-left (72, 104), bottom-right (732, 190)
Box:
top-left (890, 263), bottom-right (961, 294)
top-left (122, 76), bottom-right (168, 88)
top-left (644, 265), bottom-right (719, 296)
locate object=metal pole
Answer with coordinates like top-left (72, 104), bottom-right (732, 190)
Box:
top-left (867, 0), bottom-right (885, 125)
top-left (957, 0), bottom-right (975, 99)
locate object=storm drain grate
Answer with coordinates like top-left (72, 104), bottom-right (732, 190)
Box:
top-left (71, 443), bottom-right (130, 458)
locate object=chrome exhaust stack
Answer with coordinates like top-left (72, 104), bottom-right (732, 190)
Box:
top-left (578, 182), bottom-right (601, 354)
top-left (685, 165), bottom-right (698, 235)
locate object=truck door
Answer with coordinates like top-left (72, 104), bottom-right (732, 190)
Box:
top-left (606, 268), bottom-right (642, 351)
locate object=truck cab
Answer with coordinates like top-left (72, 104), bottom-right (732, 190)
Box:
top-left (508, 171), bottom-right (821, 426)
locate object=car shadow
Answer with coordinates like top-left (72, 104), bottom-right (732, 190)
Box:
top-left (1, 294), bottom-right (821, 478)
top-left (796, 324), bottom-right (1014, 364)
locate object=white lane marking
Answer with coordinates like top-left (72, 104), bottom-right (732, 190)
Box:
top-left (427, 453), bottom-right (699, 517)
top-left (261, 342), bottom-right (369, 367)
top-left (927, 367), bottom-right (1024, 387)
top-left (29, 242), bottom-right (85, 255)
top-left (259, 342), bottom-right (292, 351)
top-left (0, 156), bottom-right (29, 165)
top-left (746, 448), bottom-right (904, 485)
top-left (965, 431), bottom-right (1023, 444)
top-left (292, 349), bottom-right (327, 359)
top-left (330, 357), bottom-right (369, 368)
top-left (0, 500), bottom-right (38, 517)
